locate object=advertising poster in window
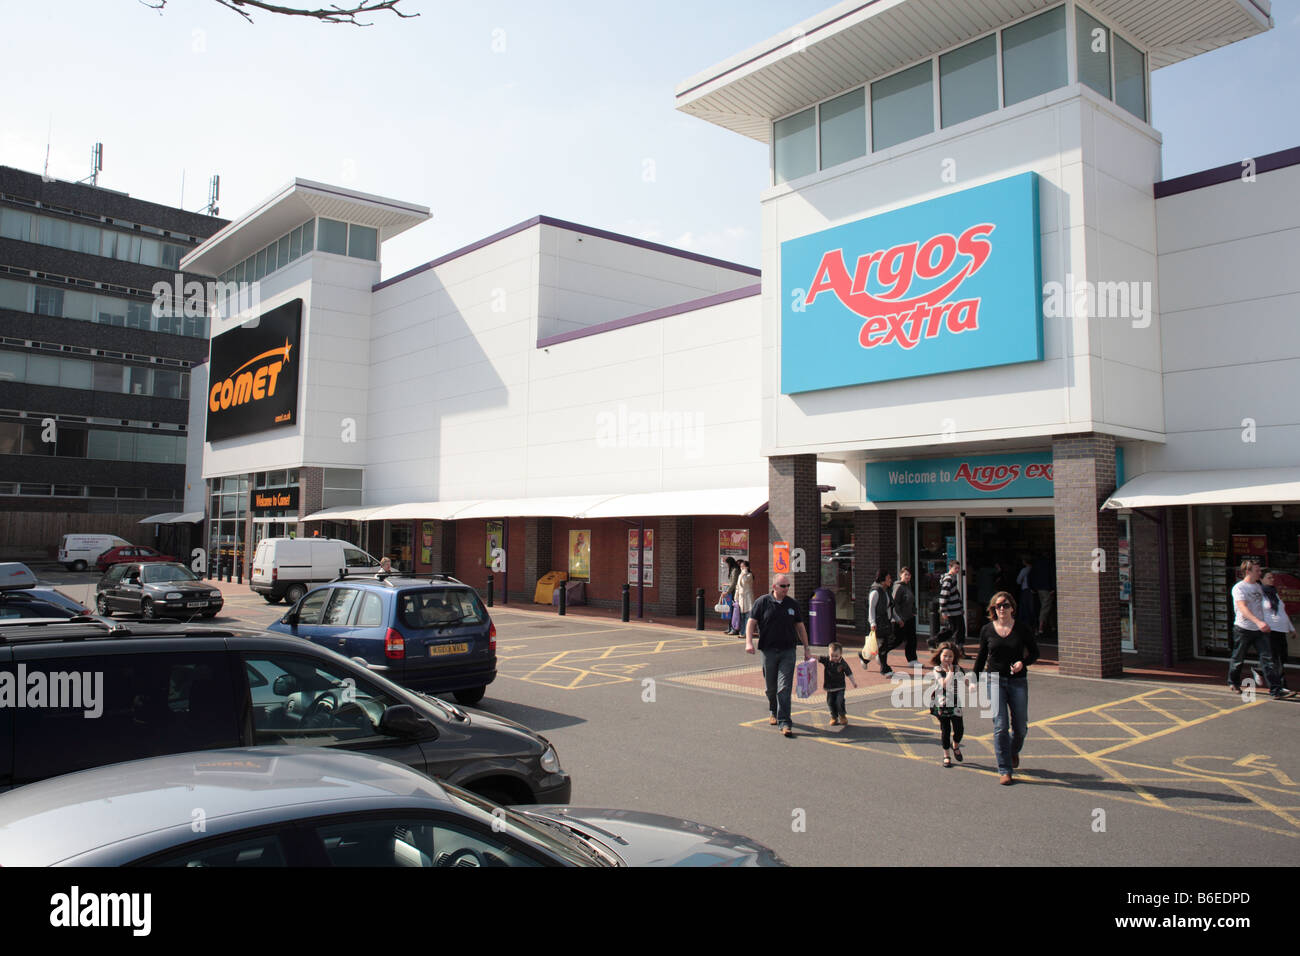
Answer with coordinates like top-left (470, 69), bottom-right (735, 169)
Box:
top-left (486, 520), bottom-right (504, 570)
top-left (420, 521), bottom-right (434, 565)
top-left (719, 529), bottom-right (749, 588)
top-left (569, 530), bottom-right (590, 581)
top-left (628, 529), bottom-right (653, 585)
top-left (1231, 534), bottom-right (1268, 565)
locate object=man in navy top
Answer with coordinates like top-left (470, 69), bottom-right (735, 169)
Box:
top-left (746, 574), bottom-right (811, 737)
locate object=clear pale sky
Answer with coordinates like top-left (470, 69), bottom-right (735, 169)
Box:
top-left (2, 0), bottom-right (1296, 279)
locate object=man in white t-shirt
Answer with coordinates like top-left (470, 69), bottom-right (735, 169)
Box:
top-left (1228, 560), bottom-right (1291, 699)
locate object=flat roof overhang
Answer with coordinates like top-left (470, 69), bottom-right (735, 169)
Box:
top-left (675, 0), bottom-right (1273, 143)
top-left (181, 179), bottom-right (430, 277)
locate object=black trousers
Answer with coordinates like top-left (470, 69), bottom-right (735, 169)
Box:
top-left (882, 617), bottom-right (917, 667)
top-left (937, 714), bottom-right (964, 750)
top-left (935, 614), bottom-right (966, 648)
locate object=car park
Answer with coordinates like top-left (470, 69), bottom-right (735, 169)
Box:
top-left (250, 537), bottom-right (380, 605)
top-left (0, 747), bottom-right (782, 867)
top-left (95, 561), bottom-right (224, 619)
top-left (0, 562), bottom-right (90, 621)
top-left (268, 572), bottom-right (496, 705)
top-left (96, 545), bottom-right (177, 572)
top-left (56, 533), bottom-right (129, 572)
top-left (0, 621), bottom-right (569, 805)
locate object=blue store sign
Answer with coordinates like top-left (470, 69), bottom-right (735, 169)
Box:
top-left (781, 172), bottom-right (1043, 393)
top-left (865, 453), bottom-right (1055, 502)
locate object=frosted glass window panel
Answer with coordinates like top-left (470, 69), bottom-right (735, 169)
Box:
top-left (773, 108), bottom-right (816, 184)
top-left (819, 88), bottom-right (867, 169)
top-left (277, 236), bottom-right (290, 269)
top-left (301, 219), bottom-right (314, 252)
top-left (60, 358), bottom-right (92, 390)
top-left (27, 354), bottom-right (60, 386)
top-left (289, 228), bottom-right (302, 260)
top-left (0, 209), bottom-right (33, 241)
top-left (872, 61), bottom-right (935, 150)
top-left (39, 217), bottom-right (70, 249)
top-left (1002, 6), bottom-right (1067, 107)
top-left (161, 244), bottom-right (185, 270)
top-left (98, 297), bottom-right (127, 326)
top-left (348, 225), bottom-right (378, 261)
top-left (940, 35), bottom-right (998, 128)
top-left (0, 351), bottom-right (24, 383)
top-left (63, 290), bottom-right (94, 321)
top-left (88, 431), bottom-right (118, 460)
top-left (154, 369), bottom-right (181, 399)
top-left (94, 363), bottom-right (126, 393)
top-left (0, 278), bottom-right (28, 312)
top-left (1114, 34), bottom-right (1146, 120)
top-left (318, 218), bottom-right (348, 255)
top-left (1076, 9), bottom-right (1111, 98)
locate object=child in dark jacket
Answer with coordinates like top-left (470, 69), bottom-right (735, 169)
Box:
top-left (819, 642), bottom-right (859, 726)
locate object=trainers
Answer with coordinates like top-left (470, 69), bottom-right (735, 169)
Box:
top-left (1228, 684), bottom-right (1242, 694)
top-left (1271, 690), bottom-right (1296, 700)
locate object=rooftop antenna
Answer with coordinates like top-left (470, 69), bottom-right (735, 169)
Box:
top-left (204, 174), bottom-right (220, 216)
top-left (42, 117), bottom-right (54, 183)
top-left (78, 142), bottom-right (102, 186)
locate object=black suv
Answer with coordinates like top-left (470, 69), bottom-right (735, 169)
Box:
top-left (0, 622), bottom-right (569, 806)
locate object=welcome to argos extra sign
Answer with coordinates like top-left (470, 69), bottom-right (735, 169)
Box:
top-left (206, 299), bottom-right (302, 443)
top-left (781, 173), bottom-right (1043, 393)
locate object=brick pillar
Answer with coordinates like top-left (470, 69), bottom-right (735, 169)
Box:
top-left (767, 455), bottom-right (820, 605)
top-left (1053, 434), bottom-right (1122, 678)
top-left (516, 517), bottom-right (553, 603)
top-left (423, 519), bottom-right (456, 574)
top-left (298, 467), bottom-right (323, 537)
top-left (657, 516), bottom-right (694, 615)
top-left (853, 510), bottom-right (897, 634)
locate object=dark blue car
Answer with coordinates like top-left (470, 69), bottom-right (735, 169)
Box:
top-left (268, 573), bottom-right (497, 705)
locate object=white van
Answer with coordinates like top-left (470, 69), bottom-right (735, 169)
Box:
top-left (57, 534), bottom-right (130, 572)
top-left (250, 537), bottom-right (380, 604)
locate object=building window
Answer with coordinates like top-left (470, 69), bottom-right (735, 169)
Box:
top-left (871, 61), bottom-right (934, 151)
top-left (773, 107), bottom-right (816, 184)
top-left (818, 88), bottom-right (866, 170)
top-left (1076, 8), bottom-right (1111, 98)
top-left (348, 224), bottom-right (378, 261)
top-left (1002, 5), bottom-right (1068, 107)
top-left (940, 34), bottom-right (998, 128)
top-left (1114, 34), bottom-right (1146, 121)
top-left (318, 218), bottom-right (349, 256)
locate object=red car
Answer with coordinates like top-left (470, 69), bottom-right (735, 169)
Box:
top-left (96, 545), bottom-right (177, 572)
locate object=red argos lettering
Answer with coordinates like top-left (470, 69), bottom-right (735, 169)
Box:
top-left (955, 462), bottom-right (1021, 493)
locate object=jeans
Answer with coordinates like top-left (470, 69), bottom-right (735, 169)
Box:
top-left (1228, 626), bottom-right (1282, 693)
top-left (989, 674), bottom-right (1028, 775)
top-left (761, 646), bottom-right (797, 729)
top-left (826, 688), bottom-right (846, 719)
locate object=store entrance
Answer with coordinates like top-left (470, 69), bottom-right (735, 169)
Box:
top-left (964, 515), bottom-right (1056, 640)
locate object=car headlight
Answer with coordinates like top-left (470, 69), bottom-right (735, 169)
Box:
top-left (166, 592), bottom-right (183, 600)
top-left (540, 744), bottom-right (561, 774)
top-left (210, 591), bottom-right (222, 599)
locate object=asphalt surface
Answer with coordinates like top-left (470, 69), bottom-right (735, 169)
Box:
top-left (38, 569), bottom-right (1300, 867)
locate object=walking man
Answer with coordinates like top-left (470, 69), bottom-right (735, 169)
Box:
top-left (938, 560), bottom-right (966, 649)
top-left (890, 566), bottom-right (918, 670)
top-left (746, 574), bottom-right (811, 737)
top-left (1228, 560), bottom-right (1292, 699)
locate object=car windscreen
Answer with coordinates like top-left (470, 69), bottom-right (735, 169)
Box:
top-left (142, 565), bottom-right (200, 585)
top-left (397, 588), bottom-right (487, 630)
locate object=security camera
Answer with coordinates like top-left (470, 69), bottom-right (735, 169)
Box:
top-left (1273, 505), bottom-right (1284, 519)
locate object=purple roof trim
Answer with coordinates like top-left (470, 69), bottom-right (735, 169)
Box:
top-left (372, 215), bottom-right (758, 294)
top-left (1154, 145), bottom-right (1300, 199)
top-left (536, 283), bottom-right (761, 349)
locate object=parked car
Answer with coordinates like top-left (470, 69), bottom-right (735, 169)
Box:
top-left (0, 562), bottom-right (90, 620)
top-left (0, 748), bottom-right (782, 867)
top-left (95, 562), bottom-right (224, 619)
top-left (250, 537), bottom-right (379, 605)
top-left (268, 572), bottom-right (495, 705)
top-left (57, 533), bottom-right (129, 571)
top-left (96, 545), bottom-right (177, 572)
top-left (0, 621), bottom-right (569, 806)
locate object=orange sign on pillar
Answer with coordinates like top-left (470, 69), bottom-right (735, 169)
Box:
top-left (773, 541), bottom-right (790, 575)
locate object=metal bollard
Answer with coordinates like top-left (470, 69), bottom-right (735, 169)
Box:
top-left (558, 582), bottom-right (567, 616)
top-left (621, 584), bottom-right (630, 622)
top-left (695, 588), bottom-right (705, 631)
top-left (236, 563), bottom-right (243, 585)
top-left (486, 574), bottom-right (494, 607)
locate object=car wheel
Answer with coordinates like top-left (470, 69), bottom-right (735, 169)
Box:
top-left (262, 594), bottom-right (282, 604)
top-left (473, 787), bottom-right (519, 807)
top-left (141, 598), bottom-right (157, 620)
top-left (95, 594), bottom-right (112, 618)
top-left (453, 686), bottom-right (486, 706)
top-left (285, 584), bottom-right (307, 605)
top-left (72, 560), bottom-right (87, 572)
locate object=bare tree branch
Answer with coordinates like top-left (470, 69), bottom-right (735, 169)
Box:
top-left (138, 0), bottom-right (418, 26)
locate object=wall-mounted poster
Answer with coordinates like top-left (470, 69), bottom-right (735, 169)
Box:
top-left (628, 529), bottom-right (653, 585)
top-left (420, 521), bottom-right (434, 564)
top-left (569, 530), bottom-right (590, 581)
top-left (719, 529), bottom-right (749, 588)
top-left (486, 520), bottom-right (504, 571)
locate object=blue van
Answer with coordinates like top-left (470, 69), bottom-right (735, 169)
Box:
top-left (268, 573), bottom-right (496, 705)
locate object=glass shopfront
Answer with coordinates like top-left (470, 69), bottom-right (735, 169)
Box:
top-left (820, 515), bottom-right (855, 625)
top-left (1193, 504), bottom-right (1300, 660)
top-left (208, 475), bottom-right (250, 576)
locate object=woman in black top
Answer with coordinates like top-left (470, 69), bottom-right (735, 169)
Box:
top-left (973, 591), bottom-right (1039, 785)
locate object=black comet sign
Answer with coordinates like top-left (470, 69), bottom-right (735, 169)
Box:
top-left (206, 299), bottom-right (302, 443)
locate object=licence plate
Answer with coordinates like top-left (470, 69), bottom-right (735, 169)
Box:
top-left (186, 601), bottom-right (207, 608)
top-left (429, 643), bottom-right (469, 657)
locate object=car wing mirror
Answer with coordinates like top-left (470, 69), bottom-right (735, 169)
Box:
top-left (379, 704), bottom-right (436, 738)
top-left (272, 674), bottom-right (298, 696)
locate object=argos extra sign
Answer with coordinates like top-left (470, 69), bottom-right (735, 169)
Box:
top-left (865, 453), bottom-right (1055, 502)
top-left (781, 173), bottom-right (1043, 393)
top-left (206, 299), bottom-right (302, 443)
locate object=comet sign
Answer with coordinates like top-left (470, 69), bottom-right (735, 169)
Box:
top-left (206, 299), bottom-right (302, 442)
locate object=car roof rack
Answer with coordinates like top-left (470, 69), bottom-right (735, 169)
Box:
top-left (428, 572), bottom-right (461, 584)
top-left (372, 571), bottom-right (397, 586)
top-left (332, 568), bottom-right (349, 582)
top-left (0, 620), bottom-right (245, 645)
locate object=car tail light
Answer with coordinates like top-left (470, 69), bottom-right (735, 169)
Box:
top-left (385, 628), bottom-right (405, 660)
top-left (488, 619), bottom-right (496, 653)
top-left (271, 567), bottom-right (278, 581)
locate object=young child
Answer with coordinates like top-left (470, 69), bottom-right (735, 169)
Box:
top-left (819, 642), bottom-right (859, 726)
top-left (927, 641), bottom-right (966, 767)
